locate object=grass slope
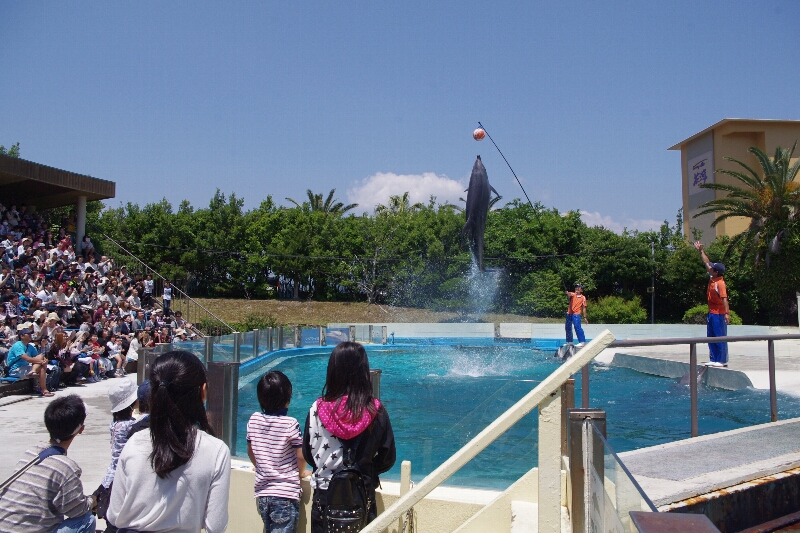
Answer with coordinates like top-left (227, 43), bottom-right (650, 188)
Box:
top-left (195, 298), bottom-right (561, 327)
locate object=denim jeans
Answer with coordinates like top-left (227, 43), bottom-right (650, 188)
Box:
top-left (707, 313), bottom-right (728, 363)
top-left (257, 496), bottom-right (300, 533)
top-left (565, 314), bottom-right (586, 344)
top-left (48, 511), bottom-right (96, 533)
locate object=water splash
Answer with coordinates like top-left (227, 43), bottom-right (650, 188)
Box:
top-left (465, 257), bottom-right (501, 318)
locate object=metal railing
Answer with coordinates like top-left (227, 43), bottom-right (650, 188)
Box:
top-left (96, 232), bottom-right (234, 336)
top-left (604, 334), bottom-right (800, 437)
top-left (360, 330), bottom-right (617, 533)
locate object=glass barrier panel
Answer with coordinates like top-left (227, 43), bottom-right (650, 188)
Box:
top-left (590, 423), bottom-right (658, 533)
top-left (302, 328), bottom-right (322, 347)
top-left (239, 331), bottom-right (255, 363)
top-left (372, 327), bottom-right (383, 344)
top-left (212, 334), bottom-right (235, 362)
top-left (282, 327), bottom-right (295, 349)
top-left (326, 328), bottom-right (349, 346)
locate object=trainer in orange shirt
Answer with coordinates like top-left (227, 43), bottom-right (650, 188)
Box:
top-left (694, 241), bottom-right (729, 366)
top-left (565, 283), bottom-right (589, 347)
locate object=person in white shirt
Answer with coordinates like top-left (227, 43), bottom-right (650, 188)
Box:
top-left (107, 351), bottom-right (230, 533)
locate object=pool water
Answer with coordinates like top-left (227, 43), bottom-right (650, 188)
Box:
top-left (236, 343), bottom-right (800, 490)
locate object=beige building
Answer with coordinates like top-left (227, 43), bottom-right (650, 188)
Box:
top-left (669, 119), bottom-right (800, 244)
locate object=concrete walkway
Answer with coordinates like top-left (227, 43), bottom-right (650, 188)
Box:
top-left (0, 375), bottom-right (135, 492)
top-left (618, 417), bottom-right (800, 508)
top-left (595, 337), bottom-right (800, 395)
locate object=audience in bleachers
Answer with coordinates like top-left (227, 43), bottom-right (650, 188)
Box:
top-left (0, 204), bottom-right (194, 396)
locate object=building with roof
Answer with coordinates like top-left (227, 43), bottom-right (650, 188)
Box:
top-left (669, 119), bottom-right (800, 244)
top-left (0, 153), bottom-right (115, 244)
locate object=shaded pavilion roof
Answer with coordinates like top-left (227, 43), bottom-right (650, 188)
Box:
top-left (0, 153), bottom-right (115, 210)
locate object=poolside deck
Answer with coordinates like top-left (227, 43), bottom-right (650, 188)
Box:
top-left (619, 417), bottom-right (800, 508)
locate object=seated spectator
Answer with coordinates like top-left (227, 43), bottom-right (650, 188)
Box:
top-left (5, 323), bottom-right (51, 396)
top-left (0, 396), bottom-right (96, 532)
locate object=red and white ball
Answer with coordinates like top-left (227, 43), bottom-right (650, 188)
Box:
top-left (473, 128), bottom-right (486, 141)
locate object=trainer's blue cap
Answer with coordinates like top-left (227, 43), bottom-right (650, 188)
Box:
top-left (574, 283), bottom-right (583, 288)
top-left (711, 263), bottom-right (725, 275)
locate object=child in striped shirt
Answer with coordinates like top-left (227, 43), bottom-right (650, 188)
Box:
top-left (247, 371), bottom-right (307, 533)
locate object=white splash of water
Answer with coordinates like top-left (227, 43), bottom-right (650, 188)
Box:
top-left (466, 258), bottom-right (501, 317)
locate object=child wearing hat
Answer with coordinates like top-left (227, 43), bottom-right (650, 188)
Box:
top-left (94, 379), bottom-right (139, 532)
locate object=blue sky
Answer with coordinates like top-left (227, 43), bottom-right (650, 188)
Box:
top-left (2, 1), bottom-right (799, 233)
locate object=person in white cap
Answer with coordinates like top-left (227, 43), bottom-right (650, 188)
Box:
top-left (94, 379), bottom-right (139, 531)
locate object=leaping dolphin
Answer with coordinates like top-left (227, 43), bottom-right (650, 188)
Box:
top-left (463, 155), bottom-right (499, 272)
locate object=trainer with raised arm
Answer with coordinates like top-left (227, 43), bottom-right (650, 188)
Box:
top-left (565, 283), bottom-right (589, 348)
top-left (694, 241), bottom-right (730, 367)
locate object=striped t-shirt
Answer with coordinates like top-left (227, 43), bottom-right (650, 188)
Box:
top-left (246, 413), bottom-right (303, 499)
top-left (0, 443), bottom-right (92, 533)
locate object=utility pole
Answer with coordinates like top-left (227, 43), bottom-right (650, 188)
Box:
top-left (651, 242), bottom-right (655, 324)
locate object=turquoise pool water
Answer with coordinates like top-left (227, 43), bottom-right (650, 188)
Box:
top-left (236, 342), bottom-right (800, 490)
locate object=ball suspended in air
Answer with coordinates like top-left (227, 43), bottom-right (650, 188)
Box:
top-left (473, 128), bottom-right (486, 141)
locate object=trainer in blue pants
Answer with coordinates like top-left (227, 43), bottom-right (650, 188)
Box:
top-left (707, 313), bottom-right (728, 364)
top-left (565, 314), bottom-right (586, 344)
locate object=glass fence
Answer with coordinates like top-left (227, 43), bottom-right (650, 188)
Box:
top-left (588, 422), bottom-right (657, 533)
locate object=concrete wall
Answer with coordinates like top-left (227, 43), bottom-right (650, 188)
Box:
top-left (227, 460), bottom-right (497, 533)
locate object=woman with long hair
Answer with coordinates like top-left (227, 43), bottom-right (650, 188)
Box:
top-left (302, 342), bottom-right (396, 533)
top-left (107, 351), bottom-right (230, 532)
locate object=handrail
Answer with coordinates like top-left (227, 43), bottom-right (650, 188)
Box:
top-left (609, 334), bottom-right (800, 347)
top-left (96, 231), bottom-right (234, 335)
top-left (361, 329), bottom-right (617, 533)
top-left (604, 333), bottom-right (800, 436)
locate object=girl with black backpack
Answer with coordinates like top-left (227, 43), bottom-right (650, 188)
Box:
top-left (302, 342), bottom-right (396, 533)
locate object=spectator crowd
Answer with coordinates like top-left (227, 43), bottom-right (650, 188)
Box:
top-left (0, 204), bottom-right (195, 396)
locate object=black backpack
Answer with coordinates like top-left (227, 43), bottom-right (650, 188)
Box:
top-left (45, 365), bottom-right (62, 392)
top-left (325, 442), bottom-right (370, 533)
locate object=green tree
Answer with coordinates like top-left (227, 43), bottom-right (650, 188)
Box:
top-left (0, 142), bottom-right (20, 157)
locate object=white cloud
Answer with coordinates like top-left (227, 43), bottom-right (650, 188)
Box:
top-left (347, 172), bottom-right (466, 213)
top-left (580, 211), bottom-right (664, 234)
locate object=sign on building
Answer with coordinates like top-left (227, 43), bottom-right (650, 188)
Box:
top-left (688, 151), bottom-right (713, 195)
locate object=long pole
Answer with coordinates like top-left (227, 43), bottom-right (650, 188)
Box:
top-left (477, 122), bottom-right (534, 209)
top-left (651, 242), bottom-right (655, 324)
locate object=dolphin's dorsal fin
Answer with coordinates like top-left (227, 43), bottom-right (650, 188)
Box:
top-left (476, 155), bottom-right (481, 160)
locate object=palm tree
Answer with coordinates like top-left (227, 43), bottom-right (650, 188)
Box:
top-left (694, 143), bottom-right (800, 266)
top-left (374, 192), bottom-right (424, 215)
top-left (285, 189), bottom-right (358, 216)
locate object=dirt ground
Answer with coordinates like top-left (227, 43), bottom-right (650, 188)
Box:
top-left (195, 298), bottom-right (560, 326)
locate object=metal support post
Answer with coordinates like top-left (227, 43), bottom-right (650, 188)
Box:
top-left (294, 326), bottom-right (301, 348)
top-left (204, 336), bottom-right (213, 365)
top-left (277, 327), bottom-right (284, 350)
top-left (137, 347), bottom-right (155, 385)
top-left (382, 326), bottom-right (388, 345)
top-left (266, 327), bottom-right (273, 352)
top-left (206, 361), bottom-right (240, 453)
top-left (368, 325), bottom-right (374, 344)
top-left (252, 329), bottom-right (260, 360)
top-left (349, 325), bottom-right (356, 342)
top-left (581, 365), bottom-right (589, 408)
top-left (561, 379), bottom-right (575, 456)
top-left (233, 332), bottom-right (242, 363)
top-left (690, 343), bottom-right (698, 437)
top-left (768, 339), bottom-right (778, 422)
top-left (370, 369), bottom-right (382, 400)
top-left (319, 326), bottom-right (325, 346)
top-left (568, 409), bottom-right (606, 533)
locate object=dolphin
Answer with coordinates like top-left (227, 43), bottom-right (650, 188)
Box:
top-left (463, 155), bottom-right (499, 271)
